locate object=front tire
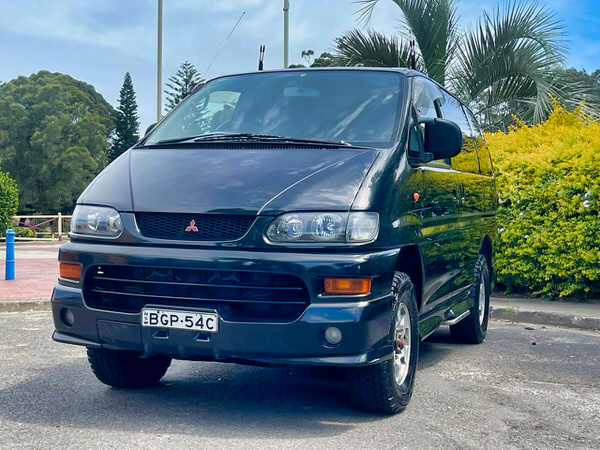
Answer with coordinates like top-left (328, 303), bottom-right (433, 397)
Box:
top-left (349, 272), bottom-right (419, 414)
top-left (87, 348), bottom-right (171, 388)
top-left (450, 255), bottom-right (490, 344)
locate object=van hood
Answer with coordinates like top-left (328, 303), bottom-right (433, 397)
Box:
top-left (79, 148), bottom-right (378, 215)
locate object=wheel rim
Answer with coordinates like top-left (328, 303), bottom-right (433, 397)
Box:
top-left (478, 275), bottom-right (486, 325)
top-left (394, 303), bottom-right (411, 386)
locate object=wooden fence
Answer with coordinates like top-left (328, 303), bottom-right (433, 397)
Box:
top-left (11, 214), bottom-right (72, 241)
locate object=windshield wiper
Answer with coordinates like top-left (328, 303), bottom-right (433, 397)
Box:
top-left (144, 133), bottom-right (368, 148)
top-left (141, 133), bottom-right (280, 146)
top-left (192, 133), bottom-right (282, 142)
top-left (153, 133), bottom-right (233, 145)
top-left (193, 133), bottom-right (360, 147)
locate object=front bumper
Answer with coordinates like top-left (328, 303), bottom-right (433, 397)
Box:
top-left (52, 243), bottom-right (399, 367)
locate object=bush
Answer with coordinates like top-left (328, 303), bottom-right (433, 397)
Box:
top-left (12, 226), bottom-right (34, 238)
top-left (486, 104), bottom-right (600, 298)
top-left (0, 170), bottom-right (17, 235)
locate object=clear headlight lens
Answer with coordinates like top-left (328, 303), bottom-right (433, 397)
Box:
top-left (70, 205), bottom-right (123, 238)
top-left (266, 212), bottom-right (378, 243)
top-left (347, 212), bottom-right (379, 242)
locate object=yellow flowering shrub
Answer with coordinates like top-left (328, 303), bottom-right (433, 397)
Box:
top-left (485, 104), bottom-right (600, 298)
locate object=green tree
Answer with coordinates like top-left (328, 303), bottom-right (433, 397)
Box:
top-left (164, 61), bottom-right (204, 113)
top-left (301, 49), bottom-right (315, 65)
top-left (0, 170), bottom-right (18, 233)
top-left (341, 0), bottom-right (571, 129)
top-left (110, 72), bottom-right (140, 162)
top-left (0, 71), bottom-right (115, 213)
top-left (311, 52), bottom-right (338, 67)
top-left (288, 51), bottom-right (340, 68)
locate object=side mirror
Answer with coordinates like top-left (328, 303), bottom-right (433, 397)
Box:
top-left (144, 122), bottom-right (157, 137)
top-left (423, 118), bottom-right (462, 160)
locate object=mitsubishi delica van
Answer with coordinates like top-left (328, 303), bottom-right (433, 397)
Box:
top-left (51, 68), bottom-right (497, 414)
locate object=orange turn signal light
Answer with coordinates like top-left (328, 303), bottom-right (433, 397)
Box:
top-left (60, 262), bottom-right (82, 282)
top-left (324, 277), bottom-right (371, 295)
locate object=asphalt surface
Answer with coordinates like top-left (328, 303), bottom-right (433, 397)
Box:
top-left (1, 312), bottom-right (599, 449)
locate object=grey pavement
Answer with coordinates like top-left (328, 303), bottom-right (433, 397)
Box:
top-left (1, 241), bottom-right (600, 331)
top-left (490, 297), bottom-right (600, 331)
top-left (1, 312), bottom-right (599, 449)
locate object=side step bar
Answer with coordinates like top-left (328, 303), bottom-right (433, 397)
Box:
top-left (441, 310), bottom-right (470, 326)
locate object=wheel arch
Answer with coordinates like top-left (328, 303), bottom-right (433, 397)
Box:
top-left (479, 235), bottom-right (493, 287)
top-left (395, 245), bottom-right (423, 311)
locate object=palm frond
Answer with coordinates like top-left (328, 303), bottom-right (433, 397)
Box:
top-left (547, 69), bottom-right (600, 118)
top-left (334, 29), bottom-right (416, 69)
top-left (354, 0), bottom-right (383, 25)
top-left (355, 0), bottom-right (460, 85)
top-left (452, 0), bottom-right (567, 128)
top-left (392, 0), bottom-right (460, 85)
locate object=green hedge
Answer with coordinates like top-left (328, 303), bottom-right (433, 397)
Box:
top-left (485, 105), bottom-right (600, 298)
top-left (0, 170), bottom-right (17, 235)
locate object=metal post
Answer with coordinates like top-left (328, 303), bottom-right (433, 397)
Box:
top-left (57, 212), bottom-right (62, 241)
top-left (283, 0), bottom-right (290, 68)
top-left (157, 0), bottom-right (163, 122)
top-left (5, 229), bottom-right (15, 280)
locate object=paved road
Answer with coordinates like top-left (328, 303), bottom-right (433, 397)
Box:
top-left (1, 312), bottom-right (599, 449)
top-left (0, 242), bottom-right (59, 302)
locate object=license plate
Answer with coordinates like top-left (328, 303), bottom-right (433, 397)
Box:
top-left (142, 308), bottom-right (219, 333)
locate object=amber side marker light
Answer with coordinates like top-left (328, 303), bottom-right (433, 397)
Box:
top-left (324, 277), bottom-right (371, 295)
top-left (59, 262), bottom-right (82, 282)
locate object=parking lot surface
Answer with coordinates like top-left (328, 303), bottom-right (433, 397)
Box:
top-left (1, 312), bottom-right (598, 449)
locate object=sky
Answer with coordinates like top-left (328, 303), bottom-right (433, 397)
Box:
top-left (0, 0), bottom-right (598, 131)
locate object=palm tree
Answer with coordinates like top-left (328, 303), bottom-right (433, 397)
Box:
top-left (337, 0), bottom-right (570, 130)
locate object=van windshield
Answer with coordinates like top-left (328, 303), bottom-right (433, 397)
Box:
top-left (145, 70), bottom-right (404, 148)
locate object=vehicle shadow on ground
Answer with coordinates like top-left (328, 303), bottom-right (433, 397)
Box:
top-left (1, 331), bottom-right (455, 438)
top-left (418, 325), bottom-right (463, 370)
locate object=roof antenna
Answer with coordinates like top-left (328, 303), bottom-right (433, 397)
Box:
top-left (409, 38), bottom-right (416, 70)
top-left (204, 11), bottom-right (246, 78)
top-left (258, 45), bottom-right (265, 70)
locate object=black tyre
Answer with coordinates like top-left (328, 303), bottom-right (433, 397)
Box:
top-left (450, 255), bottom-right (490, 344)
top-left (349, 272), bottom-right (419, 414)
top-left (87, 348), bottom-right (171, 388)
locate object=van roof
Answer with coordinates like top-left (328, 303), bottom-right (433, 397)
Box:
top-left (206, 67), bottom-right (424, 81)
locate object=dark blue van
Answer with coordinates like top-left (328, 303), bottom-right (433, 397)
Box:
top-left (52, 68), bottom-right (496, 414)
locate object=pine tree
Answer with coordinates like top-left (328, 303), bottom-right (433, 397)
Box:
top-left (164, 61), bottom-right (204, 112)
top-left (110, 72), bottom-right (140, 162)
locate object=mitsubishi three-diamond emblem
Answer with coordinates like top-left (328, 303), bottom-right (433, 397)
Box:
top-left (185, 219), bottom-right (199, 232)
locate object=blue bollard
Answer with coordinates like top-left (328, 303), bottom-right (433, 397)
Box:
top-left (5, 229), bottom-right (15, 280)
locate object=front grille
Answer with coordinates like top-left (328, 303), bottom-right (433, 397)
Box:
top-left (83, 265), bottom-right (310, 322)
top-left (135, 213), bottom-right (255, 241)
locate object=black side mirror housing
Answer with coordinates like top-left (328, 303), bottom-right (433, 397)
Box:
top-left (144, 122), bottom-right (157, 137)
top-left (423, 118), bottom-right (462, 160)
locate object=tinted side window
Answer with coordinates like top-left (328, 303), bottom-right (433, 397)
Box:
top-left (463, 107), bottom-right (494, 176)
top-left (440, 92), bottom-right (479, 174)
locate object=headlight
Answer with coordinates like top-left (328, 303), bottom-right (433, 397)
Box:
top-left (266, 212), bottom-right (378, 244)
top-left (70, 205), bottom-right (123, 238)
top-left (347, 212), bottom-right (379, 242)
